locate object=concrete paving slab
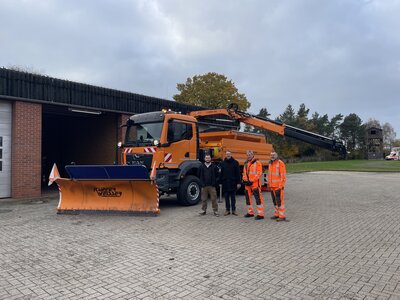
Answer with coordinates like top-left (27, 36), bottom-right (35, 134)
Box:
top-left (0, 171), bottom-right (399, 299)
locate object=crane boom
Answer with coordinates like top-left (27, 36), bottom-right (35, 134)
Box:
top-left (188, 103), bottom-right (346, 157)
top-left (189, 107), bottom-right (285, 135)
top-left (283, 124), bottom-right (347, 157)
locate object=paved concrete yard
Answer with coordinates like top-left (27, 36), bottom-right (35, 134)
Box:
top-left (1, 172), bottom-right (400, 299)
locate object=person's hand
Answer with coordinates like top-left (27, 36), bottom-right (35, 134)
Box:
top-left (236, 184), bottom-right (241, 189)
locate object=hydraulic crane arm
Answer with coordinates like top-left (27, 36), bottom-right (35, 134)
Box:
top-left (283, 124), bottom-right (347, 157)
top-left (188, 106), bottom-right (285, 135)
top-left (188, 103), bottom-right (346, 157)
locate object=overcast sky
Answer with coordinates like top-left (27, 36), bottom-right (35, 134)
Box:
top-left (1, 0), bottom-right (399, 136)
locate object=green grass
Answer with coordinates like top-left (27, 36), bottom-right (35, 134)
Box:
top-left (286, 159), bottom-right (400, 173)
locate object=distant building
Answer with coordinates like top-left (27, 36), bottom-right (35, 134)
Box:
top-left (366, 127), bottom-right (383, 159)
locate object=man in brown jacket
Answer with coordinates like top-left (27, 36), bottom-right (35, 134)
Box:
top-left (198, 154), bottom-right (220, 216)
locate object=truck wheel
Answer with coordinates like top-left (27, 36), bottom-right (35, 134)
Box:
top-left (177, 175), bottom-right (201, 206)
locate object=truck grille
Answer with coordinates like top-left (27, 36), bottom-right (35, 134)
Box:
top-left (126, 153), bottom-right (153, 170)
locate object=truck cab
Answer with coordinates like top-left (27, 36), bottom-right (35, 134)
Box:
top-left (121, 111), bottom-right (202, 205)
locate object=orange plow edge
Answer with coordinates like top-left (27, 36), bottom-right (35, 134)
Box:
top-left (50, 165), bottom-right (160, 215)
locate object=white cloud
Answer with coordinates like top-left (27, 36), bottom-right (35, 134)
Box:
top-left (0, 0), bottom-right (399, 135)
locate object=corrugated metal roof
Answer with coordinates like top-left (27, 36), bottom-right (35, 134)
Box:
top-left (0, 68), bottom-right (202, 114)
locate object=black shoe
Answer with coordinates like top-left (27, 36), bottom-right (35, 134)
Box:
top-left (199, 211), bottom-right (206, 216)
top-left (244, 213), bottom-right (255, 218)
top-left (255, 215), bottom-right (264, 220)
top-left (276, 217), bottom-right (287, 222)
top-left (270, 216), bottom-right (279, 220)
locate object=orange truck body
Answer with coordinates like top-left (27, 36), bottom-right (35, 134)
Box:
top-left (197, 130), bottom-right (273, 165)
top-left (119, 110), bottom-right (275, 205)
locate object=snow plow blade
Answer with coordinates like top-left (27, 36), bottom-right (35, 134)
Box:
top-left (53, 165), bottom-right (159, 215)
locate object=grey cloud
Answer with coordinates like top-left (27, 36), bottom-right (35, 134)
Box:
top-left (0, 0), bottom-right (399, 135)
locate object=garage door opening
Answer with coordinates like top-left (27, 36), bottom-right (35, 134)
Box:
top-left (41, 105), bottom-right (119, 192)
top-left (0, 101), bottom-right (12, 198)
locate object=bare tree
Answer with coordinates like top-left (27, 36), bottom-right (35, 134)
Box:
top-left (382, 122), bottom-right (396, 150)
top-left (365, 118), bottom-right (381, 129)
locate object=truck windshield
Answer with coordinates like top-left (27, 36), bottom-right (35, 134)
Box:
top-left (125, 122), bottom-right (163, 146)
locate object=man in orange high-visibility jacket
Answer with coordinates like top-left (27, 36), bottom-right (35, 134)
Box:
top-left (242, 150), bottom-right (264, 220)
top-left (267, 152), bottom-right (287, 222)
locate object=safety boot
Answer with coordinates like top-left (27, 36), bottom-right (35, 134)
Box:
top-left (224, 211), bottom-right (231, 216)
top-left (214, 211), bottom-right (220, 217)
top-left (199, 211), bottom-right (206, 216)
top-left (270, 216), bottom-right (279, 220)
top-left (255, 215), bottom-right (264, 220)
top-left (276, 217), bottom-right (287, 222)
top-left (244, 213), bottom-right (254, 218)
top-left (232, 211), bottom-right (238, 216)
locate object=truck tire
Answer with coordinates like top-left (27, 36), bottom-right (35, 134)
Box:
top-left (177, 175), bottom-right (201, 206)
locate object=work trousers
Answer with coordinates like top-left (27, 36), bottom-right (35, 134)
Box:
top-left (201, 186), bottom-right (218, 212)
top-left (224, 190), bottom-right (236, 212)
top-left (270, 188), bottom-right (285, 219)
top-left (244, 185), bottom-right (264, 216)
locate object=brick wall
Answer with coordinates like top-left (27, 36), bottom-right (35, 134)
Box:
top-left (11, 101), bottom-right (42, 198)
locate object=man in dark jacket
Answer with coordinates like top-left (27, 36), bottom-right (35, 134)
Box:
top-left (198, 154), bottom-right (220, 216)
top-left (219, 150), bottom-right (241, 216)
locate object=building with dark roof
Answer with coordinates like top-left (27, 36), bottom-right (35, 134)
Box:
top-left (0, 68), bottom-right (202, 198)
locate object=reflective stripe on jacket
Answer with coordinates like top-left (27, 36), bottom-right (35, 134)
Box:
top-left (267, 159), bottom-right (286, 189)
top-left (242, 158), bottom-right (262, 184)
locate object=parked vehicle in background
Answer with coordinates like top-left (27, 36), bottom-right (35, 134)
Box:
top-left (385, 147), bottom-right (400, 160)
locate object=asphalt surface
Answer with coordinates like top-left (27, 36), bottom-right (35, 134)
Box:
top-left (1, 171), bottom-right (400, 299)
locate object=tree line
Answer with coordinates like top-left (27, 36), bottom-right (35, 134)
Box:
top-left (174, 72), bottom-right (399, 161)
top-left (248, 104), bottom-right (398, 161)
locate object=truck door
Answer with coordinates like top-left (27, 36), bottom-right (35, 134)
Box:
top-left (165, 120), bottom-right (194, 167)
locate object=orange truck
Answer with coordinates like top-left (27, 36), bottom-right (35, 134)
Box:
top-left (51, 103), bottom-right (345, 214)
top-left (118, 104), bottom-right (346, 206)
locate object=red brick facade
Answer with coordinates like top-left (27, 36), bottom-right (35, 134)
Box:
top-left (11, 101), bottom-right (42, 198)
top-left (9, 105), bottom-right (130, 198)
